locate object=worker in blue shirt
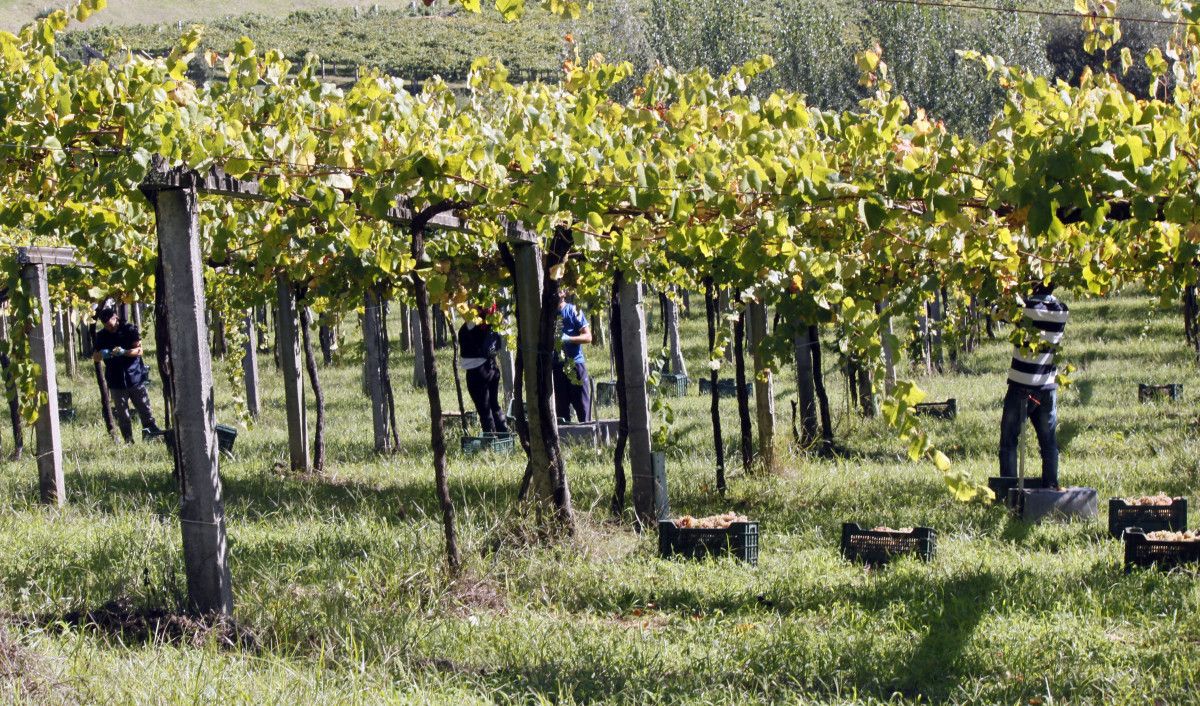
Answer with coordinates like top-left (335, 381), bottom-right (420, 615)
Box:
top-left (92, 305), bottom-right (161, 443)
top-left (554, 290), bottom-right (592, 422)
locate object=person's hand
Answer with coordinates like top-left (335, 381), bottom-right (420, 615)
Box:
top-left (112, 346), bottom-right (126, 357)
top-left (561, 333), bottom-right (571, 343)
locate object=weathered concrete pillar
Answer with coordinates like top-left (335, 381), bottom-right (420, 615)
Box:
top-left (411, 307), bottom-right (426, 389)
top-left (747, 301), bottom-right (775, 472)
top-left (241, 312), bottom-right (260, 419)
top-left (618, 274), bottom-right (658, 527)
top-left (878, 300), bottom-right (897, 394)
top-left (664, 292), bottom-right (686, 377)
top-left (276, 275), bottom-right (310, 472)
top-left (363, 289), bottom-right (391, 453)
top-left (145, 178), bottom-right (234, 616)
top-left (22, 263), bottom-right (65, 506)
top-left (63, 308), bottom-right (78, 379)
top-left (499, 346), bottom-right (516, 410)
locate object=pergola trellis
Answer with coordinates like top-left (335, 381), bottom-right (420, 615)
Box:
top-left (11, 159), bottom-right (666, 615)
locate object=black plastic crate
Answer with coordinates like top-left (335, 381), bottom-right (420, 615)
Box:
top-left (658, 520), bottom-right (758, 564)
top-left (657, 373), bottom-right (689, 397)
top-left (698, 378), bottom-right (751, 398)
top-left (57, 390), bottom-right (76, 423)
top-left (841, 523), bottom-right (935, 565)
top-left (987, 476), bottom-right (1044, 503)
top-left (1108, 498), bottom-right (1187, 539)
top-left (157, 424), bottom-right (237, 459)
top-left (215, 424), bottom-right (237, 457)
top-left (460, 432), bottom-right (515, 454)
top-left (1138, 383), bottom-right (1183, 403)
top-left (1123, 528), bottom-right (1200, 571)
top-left (913, 399), bottom-right (957, 420)
top-left (594, 381), bottom-right (617, 406)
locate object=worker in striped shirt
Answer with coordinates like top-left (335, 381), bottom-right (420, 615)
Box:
top-left (999, 282), bottom-right (1069, 489)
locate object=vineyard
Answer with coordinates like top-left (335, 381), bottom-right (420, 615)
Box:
top-left (0, 0), bottom-right (1199, 702)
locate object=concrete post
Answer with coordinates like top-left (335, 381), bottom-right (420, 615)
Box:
top-left (241, 312), bottom-right (260, 419)
top-left (747, 302), bottom-right (775, 472)
top-left (363, 289), bottom-right (391, 453)
top-left (149, 183), bottom-right (234, 616)
top-left (411, 307), bottom-right (426, 388)
top-left (23, 263), bottom-right (65, 506)
top-left (276, 275), bottom-right (309, 472)
top-left (618, 274), bottom-right (658, 527)
top-left (63, 308), bottom-right (78, 379)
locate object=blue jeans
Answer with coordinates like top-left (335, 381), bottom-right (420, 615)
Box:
top-left (999, 384), bottom-right (1058, 487)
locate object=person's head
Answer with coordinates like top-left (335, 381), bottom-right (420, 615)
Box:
top-left (1032, 279), bottom-right (1056, 296)
top-left (557, 289), bottom-right (568, 312)
top-left (95, 306), bottom-right (118, 332)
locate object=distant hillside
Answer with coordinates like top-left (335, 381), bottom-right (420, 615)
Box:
top-left (31, 1), bottom-right (600, 85)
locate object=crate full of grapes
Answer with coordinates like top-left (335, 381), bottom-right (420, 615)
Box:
top-left (658, 513), bottom-right (758, 564)
top-left (1123, 529), bottom-right (1200, 571)
top-left (841, 523), bottom-right (936, 566)
top-left (1108, 495), bottom-right (1187, 539)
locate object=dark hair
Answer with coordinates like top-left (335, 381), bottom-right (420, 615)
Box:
top-left (1032, 280), bottom-right (1056, 296)
top-left (94, 306), bottom-right (116, 321)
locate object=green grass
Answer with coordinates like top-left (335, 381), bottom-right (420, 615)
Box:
top-left (1, 290), bottom-right (1200, 703)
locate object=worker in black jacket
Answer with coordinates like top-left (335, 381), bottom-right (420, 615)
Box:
top-left (92, 305), bottom-right (161, 443)
top-left (458, 308), bottom-right (509, 435)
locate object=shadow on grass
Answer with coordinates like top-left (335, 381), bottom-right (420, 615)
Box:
top-left (71, 464), bottom-right (525, 524)
top-left (873, 571), bottom-right (999, 699)
top-left (25, 596), bottom-right (257, 651)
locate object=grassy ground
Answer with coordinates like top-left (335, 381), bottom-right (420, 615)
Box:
top-left (1, 290), bottom-right (1199, 704)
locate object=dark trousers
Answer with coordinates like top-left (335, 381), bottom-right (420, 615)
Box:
top-left (111, 384), bottom-right (159, 442)
top-left (999, 383), bottom-right (1058, 487)
top-left (466, 360), bottom-right (508, 435)
top-left (553, 360), bottom-right (591, 423)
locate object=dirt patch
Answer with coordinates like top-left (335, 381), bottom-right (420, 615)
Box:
top-left (44, 597), bottom-right (257, 651)
top-left (0, 624), bottom-right (53, 698)
top-left (443, 574), bottom-right (507, 617)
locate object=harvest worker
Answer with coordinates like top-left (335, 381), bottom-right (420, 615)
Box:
top-left (999, 282), bottom-right (1069, 489)
top-left (93, 305), bottom-right (161, 443)
top-left (458, 305), bottom-right (510, 435)
top-left (554, 290), bottom-right (592, 423)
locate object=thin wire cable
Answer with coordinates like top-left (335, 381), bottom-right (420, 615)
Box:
top-left (870, 0), bottom-right (1190, 27)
